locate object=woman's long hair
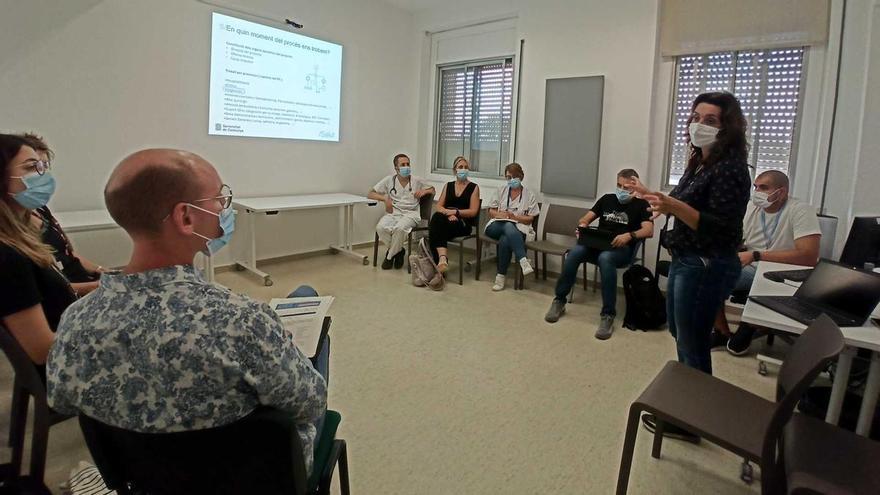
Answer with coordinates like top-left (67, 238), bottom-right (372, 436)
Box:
top-left (685, 92), bottom-right (749, 172)
top-left (0, 134), bottom-right (55, 267)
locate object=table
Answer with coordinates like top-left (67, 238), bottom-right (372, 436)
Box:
top-left (53, 209), bottom-right (217, 283)
top-left (742, 261), bottom-right (880, 436)
top-left (232, 193), bottom-right (376, 286)
top-left (52, 209), bottom-right (117, 233)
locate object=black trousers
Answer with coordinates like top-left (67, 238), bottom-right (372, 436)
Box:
top-left (428, 212), bottom-right (472, 260)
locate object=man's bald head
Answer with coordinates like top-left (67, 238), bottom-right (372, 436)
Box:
top-left (105, 149), bottom-right (218, 235)
top-left (756, 170), bottom-right (790, 190)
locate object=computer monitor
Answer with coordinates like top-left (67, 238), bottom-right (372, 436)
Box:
top-left (839, 216), bottom-right (880, 268)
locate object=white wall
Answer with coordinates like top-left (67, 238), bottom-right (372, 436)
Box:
top-left (0, 0), bottom-right (418, 266)
top-left (413, 0), bottom-right (879, 278)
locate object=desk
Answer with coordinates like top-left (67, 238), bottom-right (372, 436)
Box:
top-left (52, 209), bottom-right (117, 233)
top-left (52, 209), bottom-right (217, 283)
top-left (233, 193), bottom-right (376, 286)
top-left (742, 261), bottom-right (880, 436)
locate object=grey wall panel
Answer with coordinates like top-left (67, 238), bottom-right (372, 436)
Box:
top-left (540, 76), bottom-right (604, 199)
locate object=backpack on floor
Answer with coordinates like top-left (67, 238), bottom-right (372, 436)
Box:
top-left (622, 264), bottom-right (666, 331)
top-left (409, 238), bottom-right (445, 291)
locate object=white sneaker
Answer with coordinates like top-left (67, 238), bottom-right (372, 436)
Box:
top-left (492, 274), bottom-right (506, 291)
top-left (519, 257), bottom-right (534, 277)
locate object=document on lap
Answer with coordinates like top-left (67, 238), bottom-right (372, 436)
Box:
top-left (270, 296), bottom-right (334, 351)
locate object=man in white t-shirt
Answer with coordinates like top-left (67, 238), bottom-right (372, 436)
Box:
top-left (368, 153), bottom-right (435, 270)
top-left (714, 170), bottom-right (822, 355)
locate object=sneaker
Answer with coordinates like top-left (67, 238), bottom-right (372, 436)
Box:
top-left (381, 251), bottom-right (394, 270)
top-left (545, 300), bottom-right (566, 323)
top-left (710, 329), bottom-right (730, 351)
top-left (640, 414), bottom-right (701, 444)
top-left (519, 257), bottom-right (534, 277)
top-left (393, 249), bottom-right (406, 269)
top-left (595, 314), bottom-right (614, 340)
top-left (492, 274), bottom-right (506, 291)
top-left (727, 323), bottom-right (757, 356)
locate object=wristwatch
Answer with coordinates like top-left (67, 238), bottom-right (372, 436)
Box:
top-left (752, 251), bottom-right (762, 262)
top-left (630, 231), bottom-right (638, 242)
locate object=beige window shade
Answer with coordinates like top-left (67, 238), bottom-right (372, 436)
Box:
top-left (660, 0), bottom-right (830, 56)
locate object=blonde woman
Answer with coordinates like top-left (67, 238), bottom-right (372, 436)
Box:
top-left (0, 134), bottom-right (76, 368)
top-left (428, 156), bottom-right (480, 272)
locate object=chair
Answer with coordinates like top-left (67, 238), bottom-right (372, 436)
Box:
top-left (446, 201), bottom-right (482, 285)
top-left (475, 208), bottom-right (540, 290)
top-left (578, 240), bottom-right (645, 301)
top-left (0, 324), bottom-right (73, 494)
top-left (783, 412), bottom-right (880, 494)
top-left (616, 314), bottom-right (845, 495)
top-left (525, 204), bottom-right (583, 282)
top-left (371, 192), bottom-right (435, 270)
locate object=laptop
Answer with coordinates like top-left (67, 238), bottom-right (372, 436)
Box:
top-left (577, 227), bottom-right (615, 250)
top-left (749, 259), bottom-right (880, 327)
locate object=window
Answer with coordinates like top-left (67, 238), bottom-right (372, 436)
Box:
top-left (665, 48), bottom-right (806, 186)
top-left (434, 58), bottom-right (514, 177)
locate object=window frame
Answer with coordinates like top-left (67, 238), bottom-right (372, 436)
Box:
top-left (431, 55), bottom-right (515, 179)
top-left (662, 48), bottom-right (809, 189)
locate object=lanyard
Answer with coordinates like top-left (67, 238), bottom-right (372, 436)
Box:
top-left (759, 203), bottom-right (785, 250)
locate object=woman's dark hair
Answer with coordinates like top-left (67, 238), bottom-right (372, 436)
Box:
top-left (686, 92), bottom-right (749, 171)
top-left (18, 133), bottom-right (54, 162)
top-left (504, 162), bottom-right (524, 179)
top-left (0, 134), bottom-right (29, 198)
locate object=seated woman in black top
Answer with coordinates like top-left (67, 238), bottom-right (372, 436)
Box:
top-left (428, 156), bottom-right (481, 273)
top-left (20, 133), bottom-right (103, 296)
top-left (0, 134), bottom-right (77, 366)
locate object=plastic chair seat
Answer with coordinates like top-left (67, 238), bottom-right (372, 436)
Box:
top-left (634, 361), bottom-right (775, 460)
top-left (525, 239), bottom-right (570, 256)
top-left (784, 413), bottom-right (880, 494)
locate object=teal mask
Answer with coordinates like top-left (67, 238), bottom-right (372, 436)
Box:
top-left (615, 188), bottom-right (633, 204)
top-left (508, 178), bottom-right (522, 189)
top-left (190, 205), bottom-right (236, 255)
top-left (10, 172), bottom-right (56, 210)
top-left (456, 170), bottom-right (469, 180)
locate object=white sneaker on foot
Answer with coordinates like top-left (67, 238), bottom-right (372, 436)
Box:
top-left (492, 274), bottom-right (506, 291)
top-left (519, 257), bottom-right (534, 276)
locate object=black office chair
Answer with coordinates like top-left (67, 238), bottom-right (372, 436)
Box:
top-left (0, 324), bottom-right (73, 494)
top-left (79, 407), bottom-right (310, 495)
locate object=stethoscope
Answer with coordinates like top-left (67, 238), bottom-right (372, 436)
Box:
top-left (389, 175), bottom-right (412, 195)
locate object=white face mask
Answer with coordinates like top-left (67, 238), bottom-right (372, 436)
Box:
top-left (689, 122), bottom-right (719, 149)
top-left (751, 189), bottom-right (781, 209)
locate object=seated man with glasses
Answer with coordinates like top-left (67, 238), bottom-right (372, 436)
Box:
top-left (47, 149), bottom-right (327, 474)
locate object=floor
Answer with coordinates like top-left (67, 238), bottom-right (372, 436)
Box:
top-left (0, 247), bottom-right (776, 494)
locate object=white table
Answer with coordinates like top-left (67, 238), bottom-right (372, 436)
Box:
top-left (52, 209), bottom-right (117, 233)
top-left (232, 193), bottom-right (376, 286)
top-left (742, 261), bottom-right (880, 436)
top-left (52, 208), bottom-right (217, 283)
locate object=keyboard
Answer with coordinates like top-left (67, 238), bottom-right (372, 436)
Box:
top-left (763, 269), bottom-right (813, 283)
top-left (749, 295), bottom-right (861, 327)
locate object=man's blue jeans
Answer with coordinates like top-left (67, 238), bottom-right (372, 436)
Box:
top-left (667, 254), bottom-right (741, 375)
top-left (485, 221), bottom-right (527, 275)
top-left (554, 243), bottom-right (636, 316)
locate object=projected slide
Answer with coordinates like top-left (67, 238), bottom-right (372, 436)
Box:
top-left (209, 12), bottom-right (342, 141)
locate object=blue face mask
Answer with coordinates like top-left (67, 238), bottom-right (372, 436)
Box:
top-left (615, 187), bottom-right (633, 204)
top-left (398, 166), bottom-right (411, 178)
top-left (189, 205), bottom-right (236, 255)
top-left (456, 169), bottom-right (469, 180)
top-left (10, 172), bottom-right (56, 210)
top-left (508, 178), bottom-right (522, 189)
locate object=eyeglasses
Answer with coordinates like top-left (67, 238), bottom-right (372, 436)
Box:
top-left (192, 184), bottom-right (233, 209)
top-left (21, 159), bottom-right (51, 176)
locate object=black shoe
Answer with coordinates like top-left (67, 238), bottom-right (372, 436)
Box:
top-left (641, 414), bottom-right (701, 444)
top-left (381, 251), bottom-right (394, 270)
top-left (710, 329), bottom-right (729, 351)
top-left (393, 249), bottom-right (406, 269)
top-left (727, 324), bottom-right (757, 356)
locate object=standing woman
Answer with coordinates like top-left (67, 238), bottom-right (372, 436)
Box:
top-left (484, 163), bottom-right (538, 291)
top-left (428, 156), bottom-right (481, 272)
top-left (0, 134), bottom-right (77, 368)
top-left (637, 92), bottom-right (752, 371)
top-left (19, 133), bottom-right (104, 295)
top-left (634, 92), bottom-right (751, 439)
